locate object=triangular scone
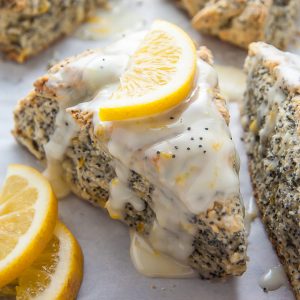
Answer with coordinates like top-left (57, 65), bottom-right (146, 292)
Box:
top-left (13, 29), bottom-right (247, 279)
top-left (176, 0), bottom-right (299, 49)
top-left (243, 42), bottom-right (300, 298)
top-left (0, 0), bottom-right (106, 62)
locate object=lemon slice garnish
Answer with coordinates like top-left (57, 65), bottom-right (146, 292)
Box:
top-left (99, 20), bottom-right (197, 121)
top-left (0, 164), bottom-right (58, 288)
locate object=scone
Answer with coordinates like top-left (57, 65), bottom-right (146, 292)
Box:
top-left (242, 42), bottom-right (299, 299)
top-left (177, 0), bottom-right (299, 49)
top-left (0, 0), bottom-right (105, 63)
top-left (13, 21), bottom-right (247, 279)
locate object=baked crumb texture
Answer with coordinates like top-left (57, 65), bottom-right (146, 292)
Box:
top-left (0, 0), bottom-right (105, 62)
top-left (177, 0), bottom-right (299, 49)
top-left (243, 42), bottom-right (300, 299)
top-left (13, 47), bottom-right (247, 279)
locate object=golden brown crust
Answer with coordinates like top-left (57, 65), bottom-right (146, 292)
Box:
top-left (217, 2), bottom-right (270, 48)
top-left (197, 46), bottom-right (214, 65)
top-left (5, 30), bottom-right (70, 63)
top-left (180, 0), bottom-right (207, 16)
top-left (179, 0), bottom-right (298, 49)
top-left (69, 109), bottom-right (94, 128)
top-left (0, 0), bottom-right (52, 16)
top-left (214, 93), bottom-right (230, 125)
top-left (0, 2), bottom-right (103, 62)
top-left (192, 0), bottom-right (270, 49)
top-left (0, 0), bottom-right (29, 11)
top-left (197, 46), bottom-right (230, 124)
top-left (192, 0), bottom-right (247, 31)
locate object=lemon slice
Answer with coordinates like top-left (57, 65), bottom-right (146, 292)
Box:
top-left (0, 164), bottom-right (58, 288)
top-left (0, 222), bottom-right (83, 299)
top-left (14, 222), bottom-right (83, 299)
top-left (99, 20), bottom-right (197, 121)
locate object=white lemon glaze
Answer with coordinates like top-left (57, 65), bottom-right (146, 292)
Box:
top-left (215, 65), bottom-right (246, 103)
top-left (247, 43), bottom-right (300, 91)
top-left (43, 111), bottom-right (78, 198)
top-left (43, 33), bottom-right (145, 198)
top-left (244, 196), bottom-right (258, 235)
top-left (259, 265), bottom-right (287, 292)
top-left (130, 230), bottom-right (197, 278)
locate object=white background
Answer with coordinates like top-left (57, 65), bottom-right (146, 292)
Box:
top-left (0, 1), bottom-right (298, 299)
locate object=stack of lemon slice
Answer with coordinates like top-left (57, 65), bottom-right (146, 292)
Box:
top-left (0, 165), bottom-right (83, 299)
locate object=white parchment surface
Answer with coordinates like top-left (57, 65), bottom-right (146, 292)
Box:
top-left (0, 1), bottom-right (299, 299)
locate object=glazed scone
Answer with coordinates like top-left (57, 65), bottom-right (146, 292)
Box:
top-left (13, 24), bottom-right (247, 279)
top-left (0, 0), bottom-right (105, 62)
top-left (242, 42), bottom-right (300, 299)
top-left (177, 0), bottom-right (299, 49)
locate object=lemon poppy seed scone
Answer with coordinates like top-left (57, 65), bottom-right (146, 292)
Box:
top-left (13, 21), bottom-right (247, 279)
top-left (176, 0), bottom-right (299, 49)
top-left (242, 42), bottom-right (300, 298)
top-left (0, 0), bottom-right (106, 63)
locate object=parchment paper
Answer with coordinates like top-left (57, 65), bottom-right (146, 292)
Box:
top-left (0, 1), bottom-right (298, 299)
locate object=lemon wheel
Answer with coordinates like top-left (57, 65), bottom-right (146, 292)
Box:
top-left (0, 164), bottom-right (58, 288)
top-left (15, 222), bottom-right (83, 300)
